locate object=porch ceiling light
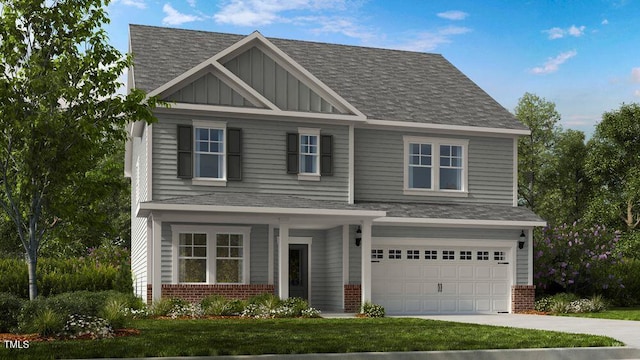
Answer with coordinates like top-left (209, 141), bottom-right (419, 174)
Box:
top-left (355, 226), bottom-right (362, 247)
top-left (519, 230), bottom-right (526, 249)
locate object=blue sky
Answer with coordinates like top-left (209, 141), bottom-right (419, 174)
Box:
top-left (105, 0), bottom-right (640, 137)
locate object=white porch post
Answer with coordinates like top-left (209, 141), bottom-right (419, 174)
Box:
top-left (268, 224), bottom-right (275, 285)
top-left (151, 214), bottom-right (162, 303)
top-left (360, 219), bottom-right (372, 304)
top-left (278, 223), bottom-right (290, 299)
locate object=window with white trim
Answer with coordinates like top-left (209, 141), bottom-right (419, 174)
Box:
top-left (442, 250), bottom-right (455, 260)
top-left (407, 250), bottom-right (420, 259)
top-left (299, 131), bottom-right (319, 175)
top-left (477, 251), bottom-right (489, 261)
top-left (195, 127), bottom-right (225, 179)
top-left (460, 251), bottom-right (472, 260)
top-left (388, 249), bottom-right (402, 259)
top-left (172, 226), bottom-right (250, 284)
top-left (494, 251), bottom-right (505, 261)
top-left (404, 136), bottom-right (468, 194)
top-left (371, 249), bottom-right (384, 259)
top-left (424, 250), bottom-right (438, 260)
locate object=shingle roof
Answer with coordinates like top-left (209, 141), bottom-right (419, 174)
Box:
top-left (148, 192), bottom-right (543, 223)
top-left (129, 24), bottom-right (526, 130)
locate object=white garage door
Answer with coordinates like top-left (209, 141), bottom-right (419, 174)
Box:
top-left (371, 245), bottom-right (511, 314)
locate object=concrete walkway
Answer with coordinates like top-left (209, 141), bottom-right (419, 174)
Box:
top-left (414, 314), bottom-right (640, 348)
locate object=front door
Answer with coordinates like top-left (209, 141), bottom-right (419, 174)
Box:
top-left (289, 244), bottom-right (309, 300)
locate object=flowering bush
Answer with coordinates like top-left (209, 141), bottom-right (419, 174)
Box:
top-left (360, 302), bottom-right (385, 318)
top-left (534, 222), bottom-right (624, 295)
top-left (535, 293), bottom-right (608, 314)
top-left (60, 314), bottom-right (114, 339)
top-left (301, 307), bottom-right (321, 318)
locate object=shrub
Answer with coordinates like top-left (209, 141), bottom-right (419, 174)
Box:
top-left (280, 297), bottom-right (308, 317)
top-left (201, 295), bottom-right (238, 316)
top-left (0, 292), bottom-right (24, 332)
top-left (360, 302), bottom-right (385, 318)
top-left (301, 307), bottom-right (321, 318)
top-left (534, 223), bottom-right (624, 296)
top-left (100, 298), bottom-right (130, 329)
top-left (607, 259), bottom-right (640, 306)
top-left (150, 298), bottom-right (202, 319)
top-left (26, 308), bottom-right (65, 337)
top-left (536, 293), bottom-right (608, 314)
top-left (60, 314), bottom-right (113, 339)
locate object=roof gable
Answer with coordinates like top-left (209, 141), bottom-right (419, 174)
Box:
top-left (129, 25), bottom-right (527, 131)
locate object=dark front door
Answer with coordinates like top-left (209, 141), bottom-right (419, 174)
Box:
top-left (289, 244), bottom-right (308, 300)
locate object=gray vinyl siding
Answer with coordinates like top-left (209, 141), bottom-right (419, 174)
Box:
top-left (131, 131), bottom-right (149, 300)
top-left (152, 114), bottom-right (349, 201)
top-left (354, 128), bottom-right (514, 204)
top-left (224, 46), bottom-right (341, 114)
top-left (516, 245), bottom-right (528, 285)
top-left (348, 225), bottom-right (362, 285)
top-left (160, 223), bottom-right (270, 285)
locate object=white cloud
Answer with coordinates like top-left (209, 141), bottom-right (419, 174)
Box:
top-left (530, 50), bottom-right (577, 74)
top-left (437, 10), bottom-right (468, 21)
top-left (394, 26), bottom-right (472, 52)
top-left (187, 0), bottom-right (196, 7)
top-left (635, 89), bottom-right (640, 98)
top-left (301, 16), bottom-right (377, 43)
top-left (602, 19), bottom-right (609, 25)
top-left (632, 67), bottom-right (640, 83)
top-left (162, 3), bottom-right (203, 25)
top-left (544, 25), bottom-right (586, 39)
top-left (214, 0), bottom-right (348, 26)
top-left (120, 0), bottom-right (147, 9)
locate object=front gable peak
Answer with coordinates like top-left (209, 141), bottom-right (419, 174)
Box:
top-left (150, 31), bottom-right (365, 119)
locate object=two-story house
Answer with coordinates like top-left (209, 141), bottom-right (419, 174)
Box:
top-left (125, 25), bottom-right (545, 314)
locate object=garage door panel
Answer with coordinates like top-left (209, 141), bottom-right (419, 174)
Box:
top-left (371, 245), bottom-right (512, 315)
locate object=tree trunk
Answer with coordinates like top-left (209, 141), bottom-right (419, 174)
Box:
top-left (26, 251), bottom-right (38, 300)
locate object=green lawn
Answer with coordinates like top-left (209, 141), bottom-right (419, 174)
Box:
top-left (560, 308), bottom-right (640, 321)
top-left (1, 318), bottom-right (622, 359)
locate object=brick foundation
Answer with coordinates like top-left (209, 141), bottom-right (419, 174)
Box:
top-left (512, 285), bottom-right (536, 313)
top-left (146, 284), bottom-right (275, 304)
top-left (344, 284), bottom-right (362, 313)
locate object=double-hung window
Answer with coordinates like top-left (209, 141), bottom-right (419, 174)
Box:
top-left (195, 127), bottom-right (225, 179)
top-left (299, 133), bottom-right (319, 174)
top-left (404, 136), bottom-right (468, 195)
top-left (172, 226), bottom-right (250, 284)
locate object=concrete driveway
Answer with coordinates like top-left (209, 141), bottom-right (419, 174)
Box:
top-left (414, 314), bottom-right (640, 348)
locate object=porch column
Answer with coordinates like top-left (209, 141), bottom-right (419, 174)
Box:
top-left (360, 219), bottom-right (372, 304)
top-left (151, 214), bottom-right (162, 303)
top-left (278, 223), bottom-right (290, 299)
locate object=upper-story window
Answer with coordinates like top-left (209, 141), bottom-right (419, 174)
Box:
top-left (299, 132), bottom-right (319, 175)
top-left (195, 127), bottom-right (225, 179)
top-left (404, 136), bottom-right (468, 196)
top-left (176, 120), bottom-right (242, 185)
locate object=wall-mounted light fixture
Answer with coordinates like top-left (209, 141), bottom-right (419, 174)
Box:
top-left (519, 230), bottom-right (526, 249)
top-left (355, 226), bottom-right (362, 247)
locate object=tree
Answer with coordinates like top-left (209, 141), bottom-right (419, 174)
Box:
top-left (585, 103), bottom-right (640, 258)
top-left (515, 92), bottom-right (561, 213)
top-left (0, 0), bottom-right (156, 299)
top-left (538, 129), bottom-right (590, 225)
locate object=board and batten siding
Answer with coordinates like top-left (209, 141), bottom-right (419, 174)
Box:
top-left (354, 128), bottom-right (514, 204)
top-left (152, 114), bottom-right (349, 201)
top-left (131, 131), bottom-right (149, 300)
top-left (165, 73), bottom-right (258, 108)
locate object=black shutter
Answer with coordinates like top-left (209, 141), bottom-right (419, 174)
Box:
top-left (177, 125), bottom-right (193, 179)
top-left (320, 134), bottom-right (333, 176)
top-left (286, 132), bottom-right (299, 174)
top-left (227, 128), bottom-right (242, 181)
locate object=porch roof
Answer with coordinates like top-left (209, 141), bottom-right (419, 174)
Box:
top-left (138, 192), bottom-right (545, 228)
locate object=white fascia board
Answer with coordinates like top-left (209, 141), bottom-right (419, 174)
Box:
top-left (375, 217), bottom-right (547, 228)
top-left (124, 138), bottom-right (133, 178)
top-left (156, 103), bottom-right (367, 123)
top-left (364, 119), bottom-right (531, 137)
top-left (137, 202), bottom-right (386, 218)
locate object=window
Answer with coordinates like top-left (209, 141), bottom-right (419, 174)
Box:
top-left (299, 133), bottom-right (319, 174)
top-left (215, 234), bottom-right (243, 283)
top-left (195, 127), bottom-right (225, 179)
top-left (404, 136), bottom-right (468, 195)
top-left (388, 249), bottom-right (402, 259)
top-left (176, 122), bottom-right (242, 184)
top-left (494, 251), bottom-right (505, 261)
top-left (178, 233), bottom-right (207, 283)
top-left (286, 128), bottom-right (333, 178)
top-left (424, 250), bottom-right (438, 260)
top-left (172, 226), bottom-right (250, 284)
top-left (477, 251), bottom-right (489, 261)
top-left (371, 249), bottom-right (384, 260)
top-left (460, 251), bottom-right (472, 260)
top-left (407, 250), bottom-right (420, 259)
top-left (442, 250), bottom-right (455, 260)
